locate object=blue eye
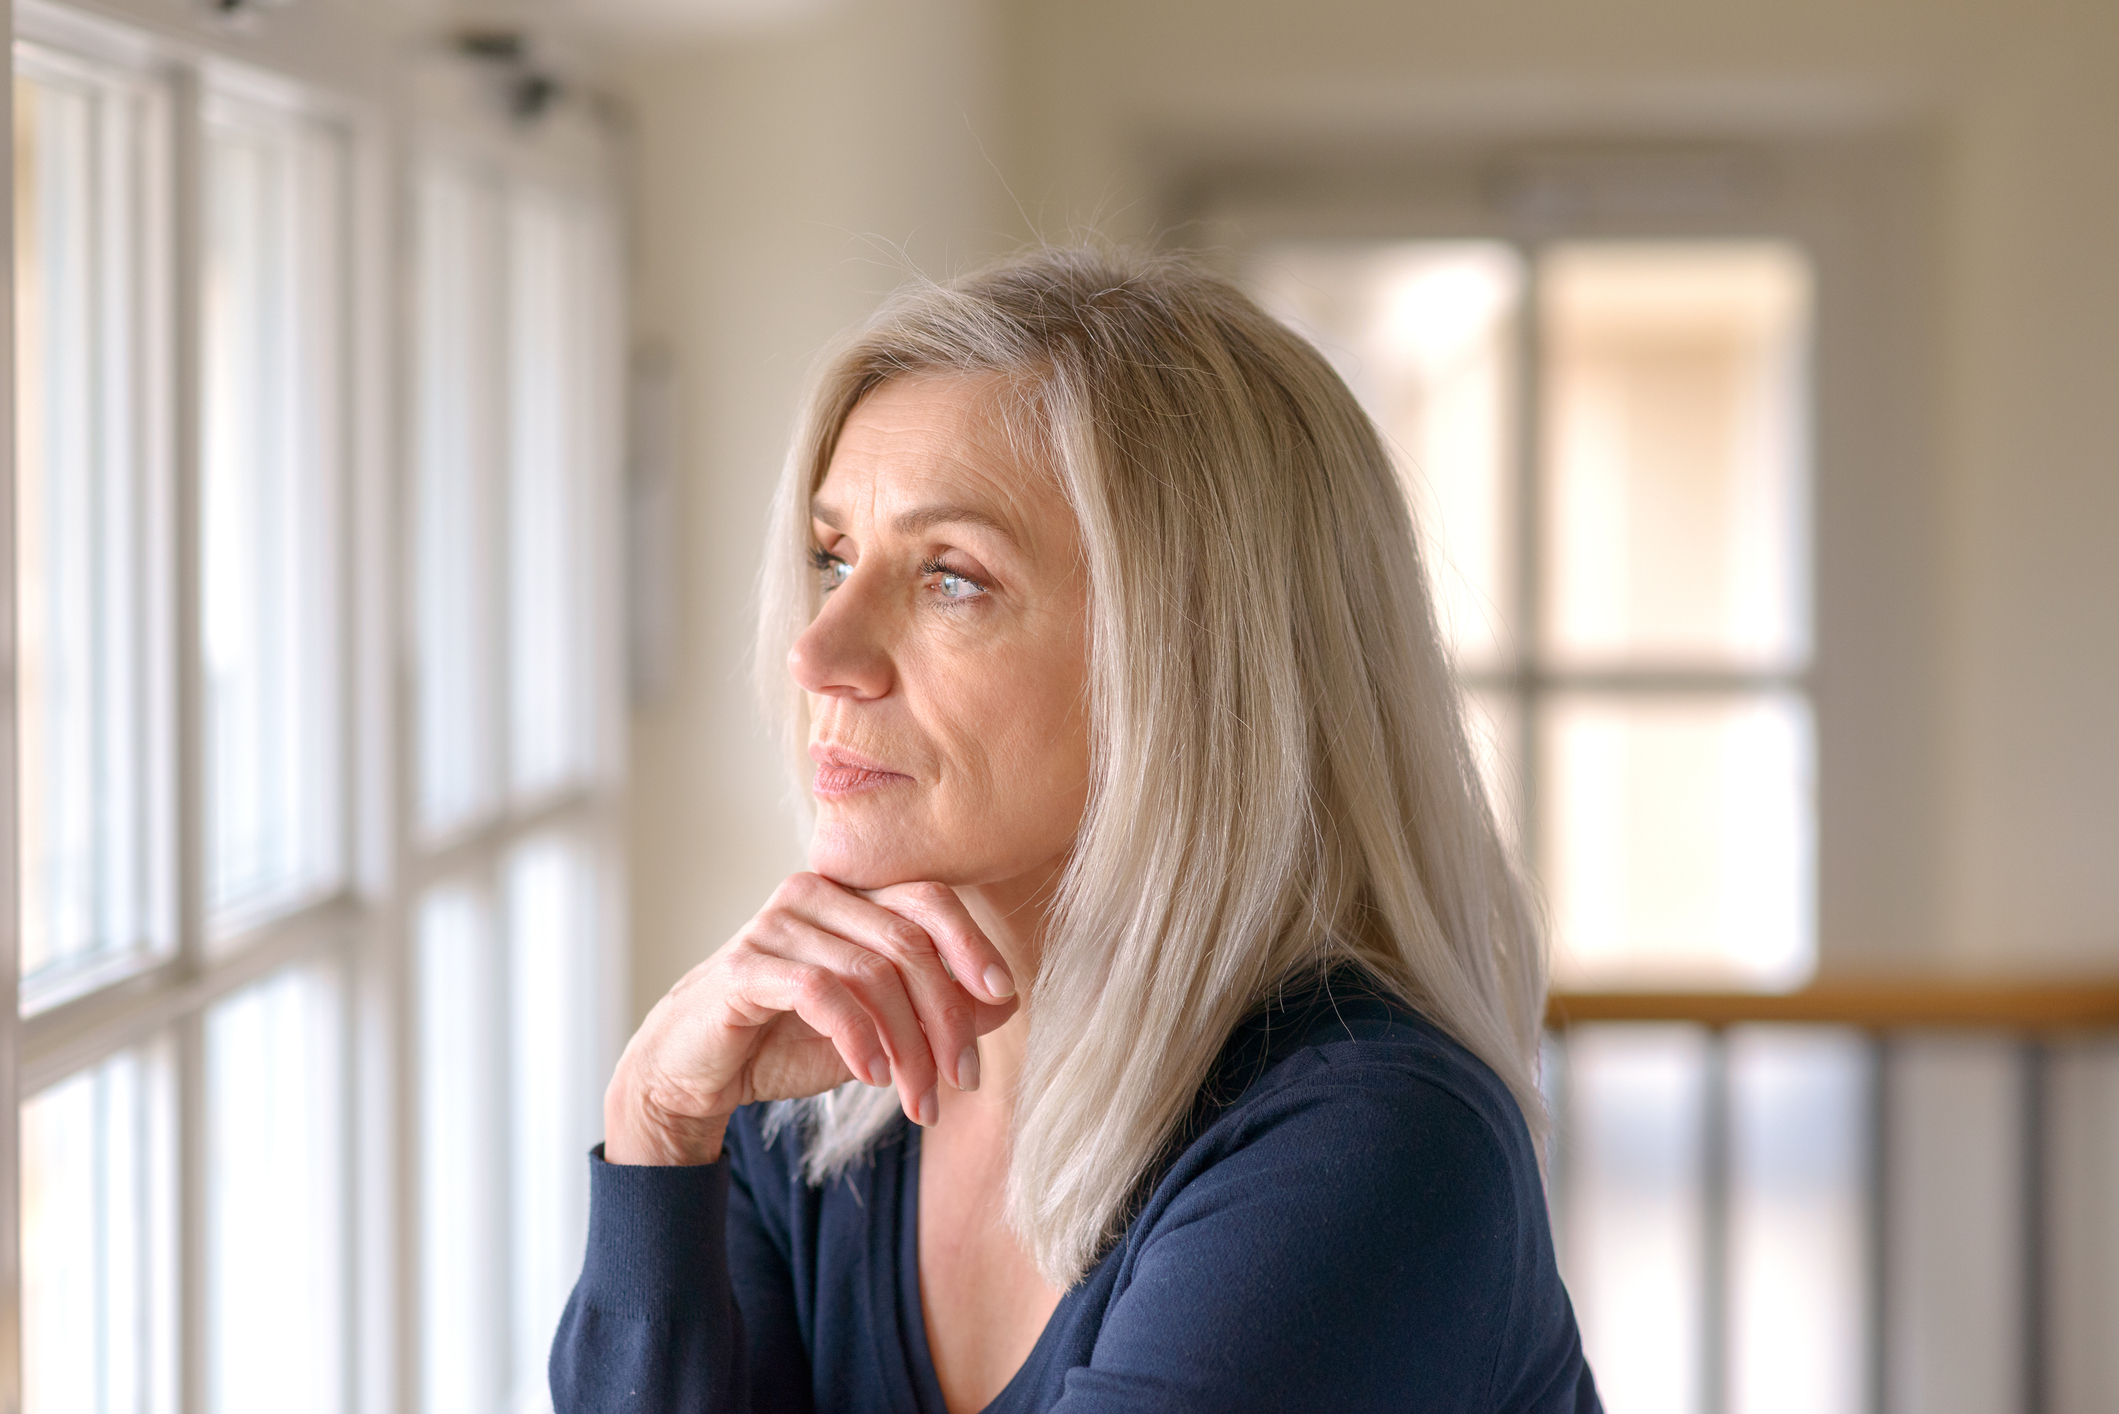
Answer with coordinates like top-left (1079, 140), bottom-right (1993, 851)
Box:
top-left (919, 557), bottom-right (988, 603)
top-left (808, 547), bottom-right (851, 591)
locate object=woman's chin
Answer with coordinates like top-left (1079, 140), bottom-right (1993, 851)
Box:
top-left (806, 823), bottom-right (933, 891)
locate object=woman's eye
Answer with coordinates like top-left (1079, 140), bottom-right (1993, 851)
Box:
top-left (809, 548), bottom-right (851, 591)
top-left (919, 558), bottom-right (987, 602)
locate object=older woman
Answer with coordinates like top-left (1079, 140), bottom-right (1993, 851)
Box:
top-left (552, 247), bottom-right (1600, 1413)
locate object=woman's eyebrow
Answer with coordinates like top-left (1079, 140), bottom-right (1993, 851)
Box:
top-left (891, 504), bottom-right (1019, 544)
top-left (808, 498), bottom-right (1020, 546)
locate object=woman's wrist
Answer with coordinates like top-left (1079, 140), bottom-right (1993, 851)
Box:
top-left (603, 1069), bottom-right (731, 1167)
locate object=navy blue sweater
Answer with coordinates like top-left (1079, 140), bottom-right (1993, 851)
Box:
top-left (551, 974), bottom-right (1600, 1413)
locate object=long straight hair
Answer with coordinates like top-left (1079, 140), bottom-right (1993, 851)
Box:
top-left (757, 245), bottom-right (1547, 1288)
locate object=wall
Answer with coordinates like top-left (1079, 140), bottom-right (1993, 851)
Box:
top-left (609, 0), bottom-right (2119, 1020)
top-left (610, 0), bottom-right (1013, 1018)
top-left (1940, 0), bottom-right (2119, 971)
top-left (994, 0), bottom-right (2118, 981)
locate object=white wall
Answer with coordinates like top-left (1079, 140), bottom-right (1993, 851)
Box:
top-left (610, 0), bottom-right (1013, 1018)
top-left (1939, 0), bottom-right (2119, 970)
top-left (608, 0), bottom-right (2119, 1017)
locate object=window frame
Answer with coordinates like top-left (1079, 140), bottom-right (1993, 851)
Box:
top-left (11, 28), bottom-right (180, 1015)
top-left (1181, 137), bottom-right (1940, 991)
top-left (1, 3), bottom-right (632, 1410)
top-left (1236, 221), bottom-right (1822, 986)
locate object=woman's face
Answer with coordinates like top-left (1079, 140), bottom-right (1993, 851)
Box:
top-left (791, 372), bottom-right (1091, 894)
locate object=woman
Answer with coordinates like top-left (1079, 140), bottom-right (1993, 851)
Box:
top-left (553, 246), bottom-right (1600, 1413)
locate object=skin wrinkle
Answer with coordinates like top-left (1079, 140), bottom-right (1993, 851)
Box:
top-left (792, 370), bottom-right (1097, 1413)
top-left (797, 367), bottom-right (1092, 935)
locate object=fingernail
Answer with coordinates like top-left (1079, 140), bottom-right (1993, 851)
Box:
top-left (916, 1087), bottom-right (939, 1127)
top-left (867, 1054), bottom-right (891, 1087)
top-left (957, 1044), bottom-right (980, 1092)
top-left (983, 964), bottom-right (1016, 1000)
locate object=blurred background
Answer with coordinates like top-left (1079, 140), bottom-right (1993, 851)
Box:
top-left (6, 0), bottom-right (2116, 1411)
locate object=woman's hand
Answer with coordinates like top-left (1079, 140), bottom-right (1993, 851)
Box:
top-left (603, 873), bottom-right (1020, 1166)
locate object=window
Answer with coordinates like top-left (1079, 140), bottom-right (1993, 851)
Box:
top-left (1247, 226), bottom-right (1841, 1410)
top-left (411, 157), bottom-right (619, 1414)
top-left (14, 41), bottom-right (174, 1013)
top-left (200, 94), bottom-right (347, 932)
top-left (1246, 238), bottom-right (1815, 991)
top-left (21, 1042), bottom-right (176, 1414)
top-left (414, 164), bottom-right (500, 839)
top-left (11, 10), bottom-right (628, 1414)
top-left (204, 965), bottom-right (344, 1414)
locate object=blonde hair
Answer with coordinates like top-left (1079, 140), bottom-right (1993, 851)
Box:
top-left (757, 245), bottom-right (1546, 1288)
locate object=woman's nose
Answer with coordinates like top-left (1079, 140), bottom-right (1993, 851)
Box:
top-left (787, 579), bottom-right (894, 700)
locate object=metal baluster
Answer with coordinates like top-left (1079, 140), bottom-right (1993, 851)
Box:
top-left (1866, 1032), bottom-right (1892, 1414)
top-left (1701, 1027), bottom-right (1730, 1414)
top-left (2022, 1039), bottom-right (2049, 1414)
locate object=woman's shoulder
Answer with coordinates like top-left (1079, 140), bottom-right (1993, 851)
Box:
top-left (1198, 966), bottom-right (1538, 1167)
top-left (1107, 970), bottom-right (1588, 1411)
top-left (1138, 966), bottom-right (1555, 1275)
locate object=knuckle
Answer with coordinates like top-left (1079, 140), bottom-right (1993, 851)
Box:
top-left (883, 920), bottom-right (933, 956)
top-left (846, 951), bottom-right (896, 989)
top-left (771, 872), bottom-right (822, 906)
top-left (712, 944), bottom-right (760, 985)
top-left (791, 963), bottom-right (836, 1005)
top-left (935, 999), bottom-right (977, 1033)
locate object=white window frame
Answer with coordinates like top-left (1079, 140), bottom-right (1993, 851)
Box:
top-left (1181, 135), bottom-right (1940, 988)
top-left (0, 2), bottom-right (630, 1409)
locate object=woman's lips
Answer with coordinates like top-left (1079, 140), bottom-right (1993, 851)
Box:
top-left (809, 745), bottom-right (912, 800)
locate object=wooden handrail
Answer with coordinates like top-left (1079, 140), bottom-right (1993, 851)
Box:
top-left (1545, 978), bottom-right (2119, 1032)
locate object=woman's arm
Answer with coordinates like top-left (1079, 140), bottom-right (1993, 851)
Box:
top-left (549, 1150), bottom-right (758, 1412)
top-left (553, 872), bottom-right (1015, 1412)
top-left (549, 1127), bottom-right (818, 1414)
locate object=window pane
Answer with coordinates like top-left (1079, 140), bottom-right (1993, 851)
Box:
top-left (1246, 241), bottom-right (1521, 669)
top-left (508, 190), bottom-right (598, 799)
top-left (1540, 242), bottom-right (1810, 669)
top-left (1558, 1024), bottom-right (1711, 1414)
top-left (22, 1045), bottom-right (176, 1414)
top-left (15, 58), bottom-right (172, 1004)
top-left (1727, 1027), bottom-right (1869, 1414)
top-left (1542, 692), bottom-right (1814, 988)
top-left (415, 166), bottom-right (502, 838)
top-left (507, 837), bottom-right (602, 1407)
top-left (417, 886), bottom-right (505, 1414)
top-left (205, 965), bottom-right (344, 1414)
top-left (202, 101), bottom-right (345, 928)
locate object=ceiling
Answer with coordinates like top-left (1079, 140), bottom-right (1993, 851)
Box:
top-left (414, 0), bottom-right (834, 48)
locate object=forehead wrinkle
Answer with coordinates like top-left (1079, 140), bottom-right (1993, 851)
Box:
top-left (811, 373), bottom-right (1060, 553)
top-left (889, 503), bottom-right (1021, 545)
top-left (812, 455), bottom-right (1039, 551)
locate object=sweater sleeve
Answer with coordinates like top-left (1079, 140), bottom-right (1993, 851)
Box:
top-left (1053, 1058), bottom-right (1599, 1414)
top-left (550, 1144), bottom-right (805, 1413)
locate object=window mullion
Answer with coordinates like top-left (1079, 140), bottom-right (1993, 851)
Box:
top-left (164, 52), bottom-right (212, 1414)
top-left (492, 184), bottom-right (516, 823)
top-left (490, 184), bottom-right (521, 1400)
top-left (1513, 239), bottom-right (1544, 873)
top-left (351, 112), bottom-right (416, 1414)
top-left (1, 33), bottom-right (22, 1414)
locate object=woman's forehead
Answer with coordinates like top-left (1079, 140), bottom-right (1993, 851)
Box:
top-left (813, 372), bottom-right (1061, 539)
